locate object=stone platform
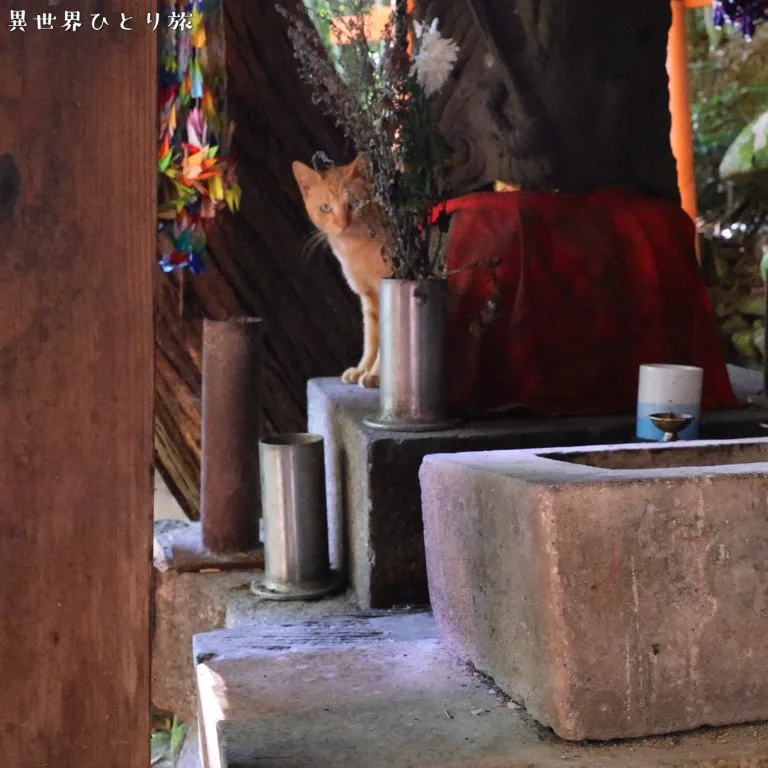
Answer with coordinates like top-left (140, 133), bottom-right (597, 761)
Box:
top-left (420, 438), bottom-right (768, 741)
top-left (152, 519), bottom-right (358, 722)
top-left (308, 366), bottom-right (768, 609)
top-left (193, 613), bottom-right (768, 768)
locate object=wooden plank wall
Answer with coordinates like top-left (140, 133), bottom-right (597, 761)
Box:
top-left (0, 0), bottom-right (155, 764)
top-left (154, 0), bottom-right (359, 519)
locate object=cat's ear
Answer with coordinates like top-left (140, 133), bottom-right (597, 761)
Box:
top-left (292, 161), bottom-right (320, 197)
top-left (346, 153), bottom-right (368, 180)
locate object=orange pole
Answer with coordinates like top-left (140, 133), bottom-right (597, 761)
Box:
top-left (406, 0), bottom-right (414, 53)
top-left (667, 0), bottom-right (698, 228)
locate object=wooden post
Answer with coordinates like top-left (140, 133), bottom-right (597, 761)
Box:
top-left (0, 0), bottom-right (155, 765)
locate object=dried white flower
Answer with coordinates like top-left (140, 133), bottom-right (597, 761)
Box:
top-left (409, 18), bottom-right (459, 97)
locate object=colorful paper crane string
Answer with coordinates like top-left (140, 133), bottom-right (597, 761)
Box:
top-left (157, 0), bottom-right (241, 275)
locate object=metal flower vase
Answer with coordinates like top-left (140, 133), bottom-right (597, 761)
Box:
top-left (364, 277), bottom-right (461, 432)
top-left (251, 433), bottom-right (344, 601)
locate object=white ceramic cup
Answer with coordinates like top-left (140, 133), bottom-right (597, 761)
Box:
top-left (636, 364), bottom-right (703, 440)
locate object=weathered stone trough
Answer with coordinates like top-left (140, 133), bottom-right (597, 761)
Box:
top-left (420, 437), bottom-right (768, 741)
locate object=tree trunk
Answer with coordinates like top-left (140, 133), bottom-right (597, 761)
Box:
top-left (421, 0), bottom-right (679, 200)
top-left (154, 0), bottom-right (359, 519)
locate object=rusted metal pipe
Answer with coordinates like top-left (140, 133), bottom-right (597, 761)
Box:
top-left (200, 317), bottom-right (263, 553)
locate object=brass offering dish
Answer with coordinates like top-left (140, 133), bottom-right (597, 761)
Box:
top-left (649, 412), bottom-right (694, 442)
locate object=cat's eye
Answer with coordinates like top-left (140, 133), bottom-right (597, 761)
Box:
top-left (319, 203), bottom-right (333, 213)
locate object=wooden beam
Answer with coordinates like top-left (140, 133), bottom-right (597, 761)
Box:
top-left (0, 0), bottom-right (155, 765)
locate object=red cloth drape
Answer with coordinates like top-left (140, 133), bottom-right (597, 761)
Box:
top-left (439, 188), bottom-right (738, 416)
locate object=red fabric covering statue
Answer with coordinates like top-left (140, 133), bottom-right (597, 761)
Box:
top-left (440, 188), bottom-right (739, 417)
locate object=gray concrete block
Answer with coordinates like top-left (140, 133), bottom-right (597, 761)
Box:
top-left (308, 369), bottom-right (767, 610)
top-left (194, 614), bottom-right (768, 768)
top-left (420, 438), bottom-right (768, 741)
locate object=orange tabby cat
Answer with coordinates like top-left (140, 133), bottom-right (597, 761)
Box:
top-left (292, 155), bottom-right (391, 389)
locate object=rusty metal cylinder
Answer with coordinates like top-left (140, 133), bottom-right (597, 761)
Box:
top-left (200, 317), bottom-right (263, 553)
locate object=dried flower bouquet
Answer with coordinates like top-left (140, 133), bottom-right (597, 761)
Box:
top-left (279, 0), bottom-right (459, 280)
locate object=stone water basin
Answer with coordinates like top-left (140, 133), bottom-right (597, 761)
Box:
top-left (420, 437), bottom-right (768, 742)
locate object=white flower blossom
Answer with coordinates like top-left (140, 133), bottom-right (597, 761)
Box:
top-left (752, 111), bottom-right (768, 153)
top-left (409, 18), bottom-right (459, 97)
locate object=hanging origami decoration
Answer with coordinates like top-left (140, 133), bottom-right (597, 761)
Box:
top-left (712, 0), bottom-right (768, 41)
top-left (157, 0), bottom-right (241, 275)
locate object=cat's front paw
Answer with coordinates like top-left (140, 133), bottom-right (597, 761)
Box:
top-left (358, 371), bottom-right (379, 389)
top-left (342, 367), bottom-right (363, 385)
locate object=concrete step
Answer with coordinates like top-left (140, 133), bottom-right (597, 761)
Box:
top-left (193, 613), bottom-right (768, 768)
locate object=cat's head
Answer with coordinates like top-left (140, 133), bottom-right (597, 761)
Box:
top-left (292, 155), bottom-right (370, 237)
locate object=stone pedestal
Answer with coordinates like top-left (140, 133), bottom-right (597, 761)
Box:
top-left (420, 438), bottom-right (768, 741)
top-left (308, 366), bottom-right (767, 609)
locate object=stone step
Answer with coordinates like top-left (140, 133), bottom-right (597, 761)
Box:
top-left (193, 613), bottom-right (768, 768)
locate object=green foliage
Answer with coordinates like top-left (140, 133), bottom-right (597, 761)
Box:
top-left (150, 715), bottom-right (187, 768)
top-left (399, 78), bottom-right (450, 207)
top-left (720, 109), bottom-right (768, 178)
top-left (690, 11), bottom-right (768, 370)
top-left (169, 716), bottom-right (187, 763)
top-left (304, 0), bottom-right (335, 46)
top-left (692, 81), bottom-right (768, 157)
top-left (687, 8), bottom-right (768, 206)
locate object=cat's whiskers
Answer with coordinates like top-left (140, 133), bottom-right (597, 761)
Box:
top-left (301, 229), bottom-right (329, 261)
